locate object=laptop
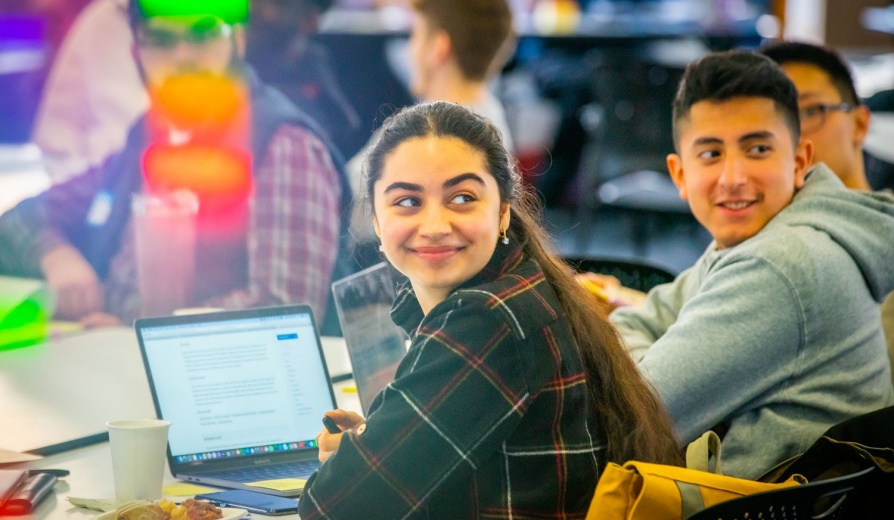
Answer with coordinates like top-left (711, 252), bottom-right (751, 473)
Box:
top-left (332, 262), bottom-right (409, 415)
top-left (134, 305), bottom-right (337, 497)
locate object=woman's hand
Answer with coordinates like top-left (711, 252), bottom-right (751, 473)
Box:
top-left (317, 409), bottom-right (366, 462)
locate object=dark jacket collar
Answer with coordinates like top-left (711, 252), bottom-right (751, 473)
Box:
top-left (391, 242), bottom-right (526, 336)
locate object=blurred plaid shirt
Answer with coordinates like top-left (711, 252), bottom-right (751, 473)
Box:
top-left (111, 125), bottom-right (341, 321)
top-left (0, 125), bottom-right (341, 322)
top-left (299, 245), bottom-right (604, 519)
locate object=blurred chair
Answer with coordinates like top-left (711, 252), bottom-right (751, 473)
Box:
top-left (578, 49), bottom-right (683, 201)
top-left (572, 47), bottom-right (699, 256)
top-left (687, 466), bottom-right (876, 520)
top-left (564, 256), bottom-right (676, 293)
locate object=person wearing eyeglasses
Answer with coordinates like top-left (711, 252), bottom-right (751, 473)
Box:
top-left (609, 51), bottom-right (894, 479)
top-left (760, 41), bottom-right (894, 386)
top-left (0, 0), bottom-right (351, 328)
top-left (759, 41), bottom-right (872, 192)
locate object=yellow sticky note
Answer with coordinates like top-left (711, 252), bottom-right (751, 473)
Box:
top-left (163, 483), bottom-right (215, 496)
top-left (49, 320), bottom-right (84, 335)
top-left (342, 385), bottom-right (357, 393)
top-left (246, 478), bottom-right (307, 491)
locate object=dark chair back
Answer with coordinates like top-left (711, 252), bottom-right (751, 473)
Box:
top-left (564, 256), bottom-right (676, 293)
top-left (687, 466), bottom-right (876, 520)
top-left (758, 406), bottom-right (894, 519)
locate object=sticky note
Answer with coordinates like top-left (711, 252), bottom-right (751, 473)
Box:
top-left (342, 385), bottom-right (357, 393)
top-left (163, 483), bottom-right (215, 496)
top-left (246, 478), bottom-right (307, 492)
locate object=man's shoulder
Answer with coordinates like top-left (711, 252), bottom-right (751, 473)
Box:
top-left (249, 76), bottom-right (343, 163)
top-left (713, 223), bottom-right (848, 298)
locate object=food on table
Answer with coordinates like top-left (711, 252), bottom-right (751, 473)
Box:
top-left (113, 499), bottom-right (222, 520)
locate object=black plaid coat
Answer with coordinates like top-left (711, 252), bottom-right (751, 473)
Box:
top-left (299, 244), bottom-right (605, 519)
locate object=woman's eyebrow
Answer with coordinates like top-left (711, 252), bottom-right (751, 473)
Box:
top-left (383, 181), bottom-right (423, 194)
top-left (443, 172), bottom-right (485, 189)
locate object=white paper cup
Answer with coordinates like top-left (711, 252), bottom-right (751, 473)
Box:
top-left (132, 191), bottom-right (199, 318)
top-left (107, 419), bottom-right (171, 501)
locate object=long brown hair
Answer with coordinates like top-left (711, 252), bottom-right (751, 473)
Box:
top-left (363, 101), bottom-right (681, 465)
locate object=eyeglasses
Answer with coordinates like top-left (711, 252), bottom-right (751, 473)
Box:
top-left (799, 102), bottom-right (856, 133)
top-left (136, 17), bottom-right (233, 50)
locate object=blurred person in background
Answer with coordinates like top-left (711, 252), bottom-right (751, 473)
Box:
top-left (246, 0), bottom-right (364, 159)
top-left (401, 0), bottom-right (515, 149)
top-left (760, 40), bottom-right (894, 382)
top-left (0, 0), bottom-right (349, 328)
top-left (759, 41), bottom-right (872, 191)
top-left (346, 0), bottom-right (516, 244)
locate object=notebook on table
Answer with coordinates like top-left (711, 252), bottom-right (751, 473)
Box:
top-left (332, 262), bottom-right (409, 415)
top-left (134, 305), bottom-right (337, 497)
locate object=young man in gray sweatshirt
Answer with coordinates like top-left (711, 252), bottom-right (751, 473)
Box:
top-left (610, 51), bottom-right (894, 479)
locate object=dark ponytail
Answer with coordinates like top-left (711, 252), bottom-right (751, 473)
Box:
top-left (364, 101), bottom-right (681, 465)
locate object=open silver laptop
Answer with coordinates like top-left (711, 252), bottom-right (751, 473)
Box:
top-left (332, 262), bottom-right (409, 415)
top-left (134, 305), bottom-right (336, 497)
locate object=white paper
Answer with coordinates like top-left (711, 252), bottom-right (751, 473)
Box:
top-left (0, 447), bottom-right (41, 464)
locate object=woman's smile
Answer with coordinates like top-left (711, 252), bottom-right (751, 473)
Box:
top-left (408, 244), bottom-right (466, 263)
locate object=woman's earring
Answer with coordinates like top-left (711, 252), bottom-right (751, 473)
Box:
top-left (378, 244), bottom-right (384, 252)
top-left (499, 229), bottom-right (509, 245)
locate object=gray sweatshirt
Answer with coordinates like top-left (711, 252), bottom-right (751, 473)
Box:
top-left (611, 163), bottom-right (894, 479)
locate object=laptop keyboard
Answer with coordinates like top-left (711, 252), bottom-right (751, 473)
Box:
top-left (203, 460), bottom-right (321, 482)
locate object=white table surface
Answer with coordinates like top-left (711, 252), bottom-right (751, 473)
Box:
top-left (0, 328), bottom-right (358, 519)
top-left (0, 328), bottom-right (156, 454)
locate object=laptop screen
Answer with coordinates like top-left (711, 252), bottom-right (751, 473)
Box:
top-left (332, 263), bottom-right (409, 414)
top-left (137, 307), bottom-right (335, 464)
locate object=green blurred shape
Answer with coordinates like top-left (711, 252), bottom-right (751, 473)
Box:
top-left (0, 299), bottom-right (49, 351)
top-left (0, 277), bottom-right (53, 352)
top-left (137, 0), bottom-right (249, 24)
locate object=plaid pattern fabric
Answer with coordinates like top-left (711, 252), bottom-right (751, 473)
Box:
top-left (299, 245), bottom-right (605, 519)
top-left (198, 125), bottom-right (341, 317)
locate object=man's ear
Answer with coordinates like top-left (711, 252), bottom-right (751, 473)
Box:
top-left (431, 28), bottom-right (452, 67)
top-left (853, 105), bottom-right (870, 147)
top-left (667, 153), bottom-right (688, 200)
top-left (793, 137), bottom-right (813, 189)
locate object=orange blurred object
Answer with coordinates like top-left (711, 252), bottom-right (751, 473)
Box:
top-left (150, 73), bottom-right (247, 130)
top-left (143, 143), bottom-right (252, 211)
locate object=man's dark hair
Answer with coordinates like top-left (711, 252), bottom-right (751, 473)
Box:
top-left (672, 50), bottom-right (800, 149)
top-left (412, 0), bottom-right (514, 81)
top-left (759, 40), bottom-right (861, 106)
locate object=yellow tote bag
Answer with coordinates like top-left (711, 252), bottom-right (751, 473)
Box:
top-left (586, 461), bottom-right (804, 520)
